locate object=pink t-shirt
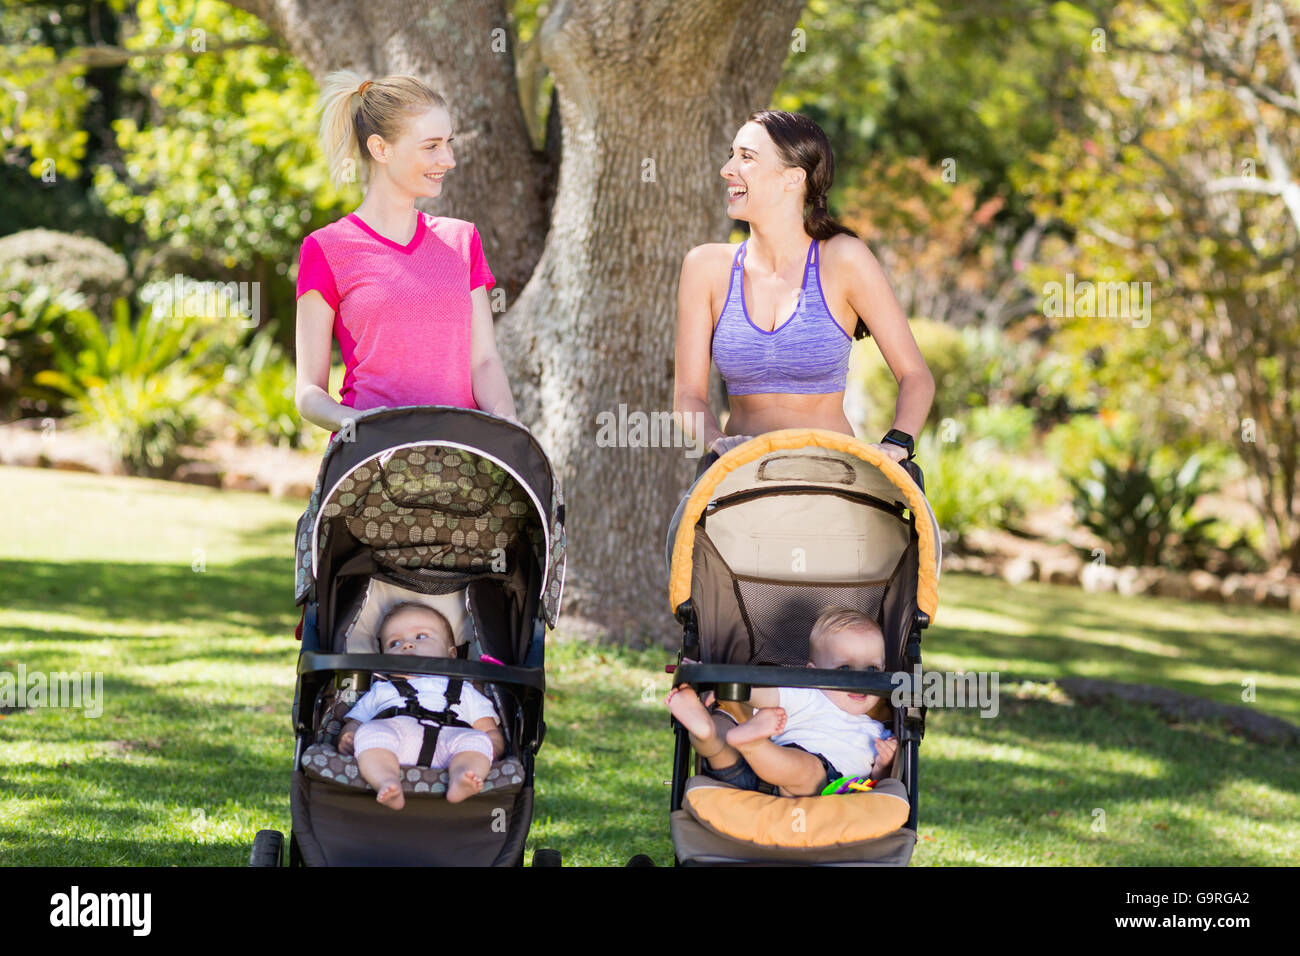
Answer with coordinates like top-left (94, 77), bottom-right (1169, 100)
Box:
top-left (295, 212), bottom-right (495, 412)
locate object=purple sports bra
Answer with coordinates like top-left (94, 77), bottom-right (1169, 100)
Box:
top-left (710, 239), bottom-right (852, 395)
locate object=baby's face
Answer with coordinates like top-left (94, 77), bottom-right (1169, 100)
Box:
top-left (811, 625), bottom-right (888, 715)
top-left (379, 607), bottom-right (454, 658)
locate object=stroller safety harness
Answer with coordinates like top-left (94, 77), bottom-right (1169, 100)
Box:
top-left (371, 675), bottom-right (475, 767)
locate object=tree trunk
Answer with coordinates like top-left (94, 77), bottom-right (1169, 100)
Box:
top-left (230, 0), bottom-right (806, 641)
top-left (499, 0), bottom-right (805, 640)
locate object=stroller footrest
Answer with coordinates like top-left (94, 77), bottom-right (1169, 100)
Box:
top-left (680, 774), bottom-right (910, 850)
top-left (300, 743), bottom-right (525, 798)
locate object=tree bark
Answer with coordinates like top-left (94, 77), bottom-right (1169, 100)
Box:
top-left (499, 0), bottom-right (805, 640)
top-left (230, 0), bottom-right (806, 640)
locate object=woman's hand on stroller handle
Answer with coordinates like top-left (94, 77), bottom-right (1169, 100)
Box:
top-left (708, 434), bottom-right (753, 456)
top-left (869, 441), bottom-right (910, 464)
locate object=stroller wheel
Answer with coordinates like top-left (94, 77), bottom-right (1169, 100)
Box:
top-left (625, 854), bottom-right (656, 867)
top-left (532, 848), bottom-right (562, 867)
top-left (249, 829), bottom-right (284, 867)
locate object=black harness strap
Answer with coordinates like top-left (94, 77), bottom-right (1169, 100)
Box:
top-left (373, 675), bottom-right (474, 767)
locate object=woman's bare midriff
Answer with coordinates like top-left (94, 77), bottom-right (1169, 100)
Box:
top-left (725, 392), bottom-right (856, 438)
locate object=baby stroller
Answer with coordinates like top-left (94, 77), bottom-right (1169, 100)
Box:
top-left (250, 406), bottom-right (566, 866)
top-left (664, 429), bottom-right (941, 865)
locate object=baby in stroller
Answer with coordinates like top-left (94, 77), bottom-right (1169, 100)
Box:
top-left (667, 606), bottom-right (898, 797)
top-left (338, 602), bottom-right (505, 808)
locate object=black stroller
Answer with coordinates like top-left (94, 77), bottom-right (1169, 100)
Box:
top-left (664, 429), bottom-right (941, 865)
top-left (251, 406), bottom-right (566, 866)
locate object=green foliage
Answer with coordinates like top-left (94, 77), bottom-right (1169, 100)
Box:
top-left (775, 0), bottom-right (1094, 220)
top-left (914, 429), bottom-right (1051, 548)
top-left (0, 274), bottom-right (95, 414)
top-left (1011, 0), bottom-right (1300, 563)
top-left (34, 298), bottom-right (224, 476)
top-left (224, 324), bottom-right (304, 449)
top-left (852, 319), bottom-right (1079, 437)
top-left (0, 228), bottom-right (131, 315)
top-left (83, 1), bottom-right (353, 330)
top-left (0, 42), bottom-right (92, 180)
top-left (3, 2), bottom-right (351, 335)
top-left (964, 403), bottom-right (1036, 453)
top-left (1043, 410), bottom-right (1141, 483)
top-left (1066, 441), bottom-right (1219, 570)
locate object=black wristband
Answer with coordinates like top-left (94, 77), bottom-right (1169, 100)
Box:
top-left (880, 429), bottom-right (915, 459)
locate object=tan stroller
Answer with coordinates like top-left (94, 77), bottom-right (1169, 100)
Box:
top-left (664, 429), bottom-right (941, 865)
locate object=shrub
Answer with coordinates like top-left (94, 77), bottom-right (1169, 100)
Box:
top-left (964, 403), bottom-right (1037, 453)
top-left (34, 299), bottom-right (223, 477)
top-left (1044, 410), bottom-right (1141, 482)
top-left (0, 229), bottom-right (130, 318)
top-left (0, 275), bottom-right (96, 416)
top-left (914, 429), bottom-right (1052, 550)
top-left (850, 319), bottom-right (1074, 438)
top-left (225, 325), bottom-right (306, 448)
top-left (1066, 440), bottom-right (1219, 569)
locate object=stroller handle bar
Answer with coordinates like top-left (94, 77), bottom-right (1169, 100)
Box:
top-left (672, 662), bottom-right (924, 699)
top-left (298, 652), bottom-right (545, 692)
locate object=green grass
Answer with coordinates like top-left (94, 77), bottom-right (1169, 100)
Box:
top-left (1, 466), bottom-right (1297, 865)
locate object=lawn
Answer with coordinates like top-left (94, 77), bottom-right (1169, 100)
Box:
top-left (0, 466), bottom-right (1296, 866)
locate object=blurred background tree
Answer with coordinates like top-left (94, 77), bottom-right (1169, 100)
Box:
top-left (1014, 0), bottom-right (1300, 567)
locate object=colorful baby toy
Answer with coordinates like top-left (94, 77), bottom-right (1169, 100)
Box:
top-left (821, 774), bottom-right (876, 796)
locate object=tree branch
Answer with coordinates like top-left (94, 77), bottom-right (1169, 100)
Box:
top-left (21, 36), bottom-right (285, 78)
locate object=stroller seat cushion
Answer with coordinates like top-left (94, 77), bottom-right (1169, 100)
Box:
top-left (682, 774), bottom-right (910, 849)
top-left (300, 742), bottom-right (525, 797)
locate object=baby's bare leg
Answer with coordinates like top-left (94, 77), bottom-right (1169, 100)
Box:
top-left (726, 708), bottom-right (826, 796)
top-left (666, 684), bottom-right (740, 770)
top-left (357, 748), bottom-right (405, 810)
top-left (445, 750), bottom-right (491, 804)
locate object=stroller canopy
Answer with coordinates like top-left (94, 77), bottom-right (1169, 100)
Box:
top-left (667, 429), bottom-right (940, 656)
top-left (294, 406), bottom-right (566, 626)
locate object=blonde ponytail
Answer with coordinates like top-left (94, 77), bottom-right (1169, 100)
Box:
top-left (316, 70), bottom-right (447, 188)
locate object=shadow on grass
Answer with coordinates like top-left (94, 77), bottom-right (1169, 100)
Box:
top-left (918, 692), bottom-right (1299, 865)
top-left (0, 830), bottom-right (257, 866)
top-left (927, 579), bottom-right (1300, 723)
top-left (0, 557), bottom-right (297, 628)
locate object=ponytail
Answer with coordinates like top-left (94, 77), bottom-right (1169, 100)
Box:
top-left (316, 70), bottom-right (447, 188)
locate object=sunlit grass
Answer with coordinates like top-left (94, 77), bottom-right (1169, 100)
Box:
top-left (1, 466), bottom-right (1296, 866)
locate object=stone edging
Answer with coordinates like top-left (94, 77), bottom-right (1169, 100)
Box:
top-left (945, 551), bottom-right (1300, 613)
top-left (1054, 677), bottom-right (1300, 746)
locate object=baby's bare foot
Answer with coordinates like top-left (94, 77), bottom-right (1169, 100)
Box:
top-left (666, 684), bottom-right (717, 743)
top-left (447, 768), bottom-right (484, 804)
top-left (726, 707), bottom-right (787, 747)
top-left (376, 781), bottom-right (405, 810)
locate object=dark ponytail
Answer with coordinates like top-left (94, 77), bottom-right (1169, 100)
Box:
top-left (748, 109), bottom-right (870, 338)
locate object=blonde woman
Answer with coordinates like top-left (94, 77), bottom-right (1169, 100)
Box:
top-left (294, 72), bottom-right (518, 436)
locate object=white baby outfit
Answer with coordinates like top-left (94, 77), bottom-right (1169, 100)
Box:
top-left (347, 676), bottom-right (498, 767)
top-left (772, 685), bottom-right (892, 779)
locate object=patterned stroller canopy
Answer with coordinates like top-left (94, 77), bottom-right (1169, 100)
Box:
top-left (294, 406), bottom-right (566, 626)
